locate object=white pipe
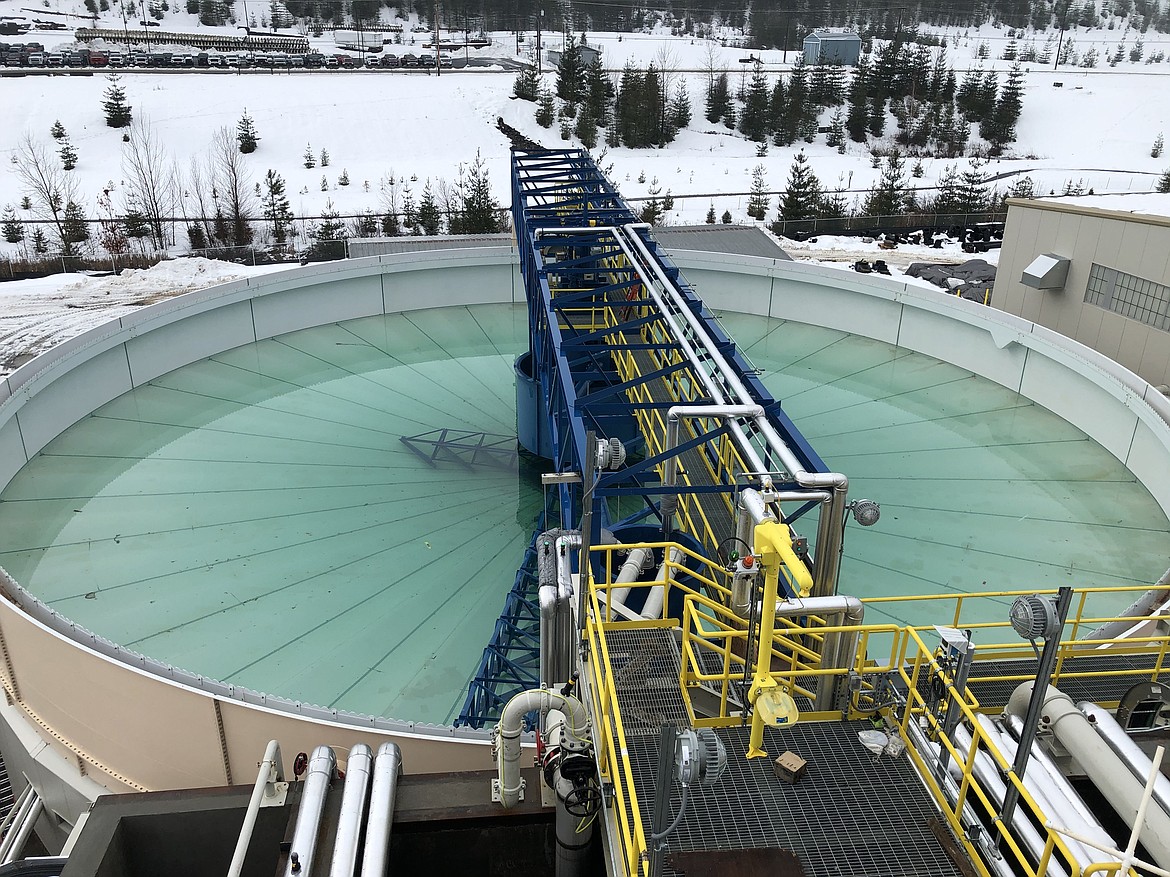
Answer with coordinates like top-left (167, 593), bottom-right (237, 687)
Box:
top-left (496, 689), bottom-right (589, 809)
top-left (0, 787), bottom-right (35, 864)
top-left (610, 546), bottom-right (652, 607)
top-left (949, 724), bottom-right (1071, 877)
top-left (1000, 713), bottom-right (1100, 829)
top-left (641, 546), bottom-right (683, 619)
top-left (1007, 683), bottom-right (1170, 869)
top-left (1047, 822), bottom-right (1170, 877)
top-left (329, 743), bottom-right (373, 877)
top-left (1, 795), bottom-right (41, 866)
top-left (976, 715), bottom-right (1109, 869)
top-left (360, 742), bottom-right (403, 877)
top-left (1120, 746), bottom-right (1166, 877)
top-left (1078, 702), bottom-right (1170, 815)
top-left (0, 786), bottom-right (32, 858)
top-left (285, 745), bottom-right (336, 877)
top-left (228, 739), bottom-right (284, 877)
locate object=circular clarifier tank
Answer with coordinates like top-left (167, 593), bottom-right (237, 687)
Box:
top-left (1, 303), bottom-right (1168, 726)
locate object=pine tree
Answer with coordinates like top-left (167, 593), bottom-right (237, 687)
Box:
top-left (513, 66), bottom-right (539, 102)
top-left (1153, 133), bottom-right (1165, 159)
top-left (338, 169), bottom-right (350, 187)
top-left (555, 33), bottom-right (583, 104)
top-left (320, 149), bottom-right (330, 168)
top-left (846, 56), bottom-right (870, 143)
top-left (31, 227), bottom-right (49, 255)
top-left (721, 210), bottom-right (732, 223)
top-left (59, 139), bottom-right (78, 171)
top-left (417, 182), bottom-right (441, 235)
top-left (313, 199), bottom-right (345, 251)
top-left (705, 203), bottom-right (717, 224)
top-left (461, 150), bottom-right (502, 234)
top-left (20, 196), bottom-right (32, 211)
top-left (863, 151), bottom-right (912, 217)
top-left (705, 72), bottom-right (730, 124)
top-left (955, 159), bottom-right (990, 213)
top-left (667, 81), bottom-right (691, 131)
top-left (779, 152), bottom-right (823, 222)
top-left (535, 86), bottom-right (556, 128)
top-left (303, 144), bottom-right (316, 168)
top-left (320, 175), bottom-right (328, 192)
top-left (825, 108), bottom-right (845, 149)
top-left (1157, 169), bottom-right (1170, 194)
top-left (739, 65), bottom-right (770, 142)
top-left (983, 64), bottom-right (1022, 150)
top-left (585, 57), bottom-right (612, 126)
top-left (50, 120), bottom-right (66, 141)
top-left (102, 73), bottom-right (133, 128)
top-left (1, 206), bottom-right (23, 245)
top-left (61, 200), bottom-right (89, 253)
top-left (746, 164), bottom-right (769, 220)
top-left (261, 169), bottom-right (293, 244)
top-left (575, 106), bottom-right (598, 149)
top-left (237, 111), bottom-right (260, 154)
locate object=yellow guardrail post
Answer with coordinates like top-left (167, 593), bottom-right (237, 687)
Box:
top-left (747, 519), bottom-right (814, 758)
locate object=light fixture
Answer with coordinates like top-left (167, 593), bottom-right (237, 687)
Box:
top-left (675, 728), bottom-right (728, 787)
top-left (849, 498), bottom-right (881, 527)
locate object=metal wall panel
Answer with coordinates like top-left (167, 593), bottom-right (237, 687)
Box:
top-left (124, 300), bottom-right (256, 386)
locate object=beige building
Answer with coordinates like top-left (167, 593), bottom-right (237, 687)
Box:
top-left (994, 197), bottom-right (1170, 389)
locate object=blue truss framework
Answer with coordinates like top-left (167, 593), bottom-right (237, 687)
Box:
top-left (454, 148), bottom-right (835, 728)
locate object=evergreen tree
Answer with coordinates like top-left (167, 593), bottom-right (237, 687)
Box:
top-left (1007, 175), bottom-right (1036, 199)
top-left (50, 121), bottom-right (66, 141)
top-left (825, 108), bottom-right (845, 149)
top-left (1157, 169), bottom-right (1170, 194)
top-left (1153, 133), bottom-right (1165, 159)
top-left (932, 163), bottom-right (964, 213)
top-left (866, 95), bottom-right (886, 138)
top-left (575, 106), bottom-right (598, 149)
top-left (705, 73), bottom-right (730, 124)
top-left (380, 211), bottom-right (400, 236)
top-left (61, 200), bottom-right (89, 253)
top-left (1, 206), bottom-right (23, 245)
top-left (779, 152), bottom-right (823, 222)
top-left (667, 81), bottom-right (691, 131)
top-left (237, 111), bottom-right (260, 154)
top-left (20, 196), bottom-right (32, 211)
top-left (513, 66), bottom-right (539, 102)
top-left (417, 181), bottom-right (442, 235)
top-left (955, 159), bottom-right (990, 213)
top-left (746, 164), bottom-right (769, 220)
top-left (640, 179), bottom-right (662, 225)
top-left (303, 143), bottom-right (316, 168)
top-left (584, 57), bottom-right (612, 125)
top-left (102, 73), bottom-right (133, 128)
top-left (59, 139), bottom-right (78, 171)
top-left (846, 56), bottom-right (870, 143)
top-left (320, 149), bottom-right (330, 168)
top-left (767, 78), bottom-right (786, 143)
top-left (314, 199), bottom-right (345, 241)
top-left (460, 150), bottom-right (502, 234)
top-left (555, 33), bottom-right (583, 104)
top-left (739, 65), bottom-right (770, 142)
top-left (721, 209), bottom-right (732, 223)
top-left (320, 175), bottom-right (328, 192)
top-left (261, 169), bottom-right (293, 244)
top-left (31, 227), bottom-right (49, 255)
top-left (983, 64), bottom-right (1023, 150)
top-left (863, 151), bottom-right (912, 217)
top-left (338, 169), bottom-right (350, 186)
top-left (535, 86), bottom-right (556, 128)
top-left (705, 203), bottom-right (717, 224)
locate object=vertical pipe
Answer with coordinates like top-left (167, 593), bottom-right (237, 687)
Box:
top-left (360, 742), bottom-right (403, 877)
top-left (227, 739), bottom-right (284, 877)
top-left (641, 547), bottom-right (682, 620)
top-left (329, 744), bottom-right (373, 877)
top-left (285, 745), bottom-right (336, 877)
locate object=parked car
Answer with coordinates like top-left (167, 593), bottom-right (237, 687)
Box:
top-left (271, 54), bottom-right (289, 68)
top-left (336, 54), bottom-right (355, 68)
top-left (323, 55), bottom-right (339, 68)
top-left (45, 52), bottom-right (64, 67)
top-left (380, 53), bottom-right (398, 68)
top-left (289, 54), bottom-right (305, 67)
top-left (418, 52), bottom-right (435, 67)
top-left (89, 51), bottom-right (109, 67)
top-left (303, 52), bottom-right (324, 68)
top-left (106, 51), bottom-right (124, 67)
top-left (26, 51), bottom-right (43, 67)
top-left (400, 53), bottom-right (418, 67)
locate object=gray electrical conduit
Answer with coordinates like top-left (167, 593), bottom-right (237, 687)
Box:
top-left (284, 745), bottom-right (336, 877)
top-left (329, 743), bottom-right (373, 877)
top-left (359, 742), bottom-right (403, 877)
top-left (496, 689), bottom-right (589, 809)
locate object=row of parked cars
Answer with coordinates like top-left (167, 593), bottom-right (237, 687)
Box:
top-left (1, 42), bottom-right (455, 70)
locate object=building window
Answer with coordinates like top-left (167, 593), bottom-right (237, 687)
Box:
top-left (1084, 263), bottom-right (1170, 332)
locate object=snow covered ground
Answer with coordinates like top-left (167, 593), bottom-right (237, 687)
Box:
top-left (2, 6), bottom-right (1170, 250)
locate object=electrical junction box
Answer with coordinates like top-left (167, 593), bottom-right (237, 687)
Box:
top-left (773, 751), bottom-right (807, 784)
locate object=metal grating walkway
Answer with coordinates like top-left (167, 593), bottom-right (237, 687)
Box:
top-left (627, 722), bottom-right (966, 877)
top-left (607, 627), bottom-right (690, 737)
top-left (967, 651), bottom-right (1162, 708)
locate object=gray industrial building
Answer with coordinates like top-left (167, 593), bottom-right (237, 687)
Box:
top-left (802, 30), bottom-right (861, 65)
top-left (993, 196), bottom-right (1170, 389)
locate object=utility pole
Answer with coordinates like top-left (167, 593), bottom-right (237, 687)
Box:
top-left (536, 7), bottom-right (542, 76)
top-left (433, 0), bottom-right (441, 77)
top-left (1054, 23), bottom-right (1065, 69)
